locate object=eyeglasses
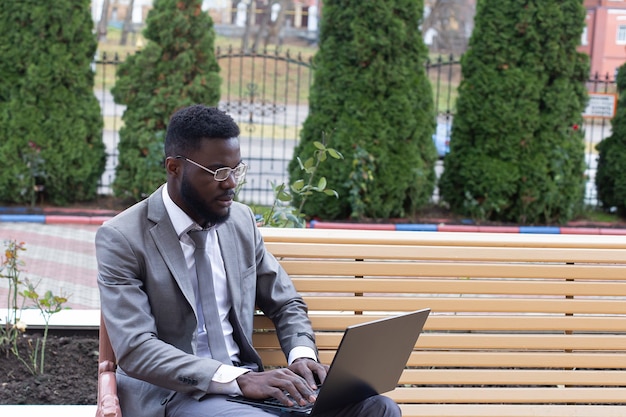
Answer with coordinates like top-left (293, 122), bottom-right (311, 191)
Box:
top-left (176, 156), bottom-right (247, 182)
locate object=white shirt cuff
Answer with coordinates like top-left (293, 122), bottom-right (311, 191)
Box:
top-left (288, 346), bottom-right (318, 365)
top-left (209, 365), bottom-right (250, 395)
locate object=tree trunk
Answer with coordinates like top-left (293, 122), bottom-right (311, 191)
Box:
top-left (120, 0), bottom-right (136, 46)
top-left (252, 2), bottom-right (272, 52)
top-left (265, 0), bottom-right (292, 48)
top-left (241, 1), bottom-right (255, 53)
top-left (97, 0), bottom-right (111, 42)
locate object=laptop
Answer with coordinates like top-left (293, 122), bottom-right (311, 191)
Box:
top-left (228, 308), bottom-right (430, 415)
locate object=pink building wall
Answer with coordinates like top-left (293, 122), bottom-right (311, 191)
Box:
top-left (583, 0), bottom-right (626, 79)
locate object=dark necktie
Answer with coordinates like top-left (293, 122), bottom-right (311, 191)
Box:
top-left (187, 229), bottom-right (232, 364)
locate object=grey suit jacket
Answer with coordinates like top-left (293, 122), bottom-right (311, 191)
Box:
top-left (96, 186), bottom-right (316, 417)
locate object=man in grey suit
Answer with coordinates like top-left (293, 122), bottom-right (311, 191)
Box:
top-left (96, 105), bottom-right (401, 417)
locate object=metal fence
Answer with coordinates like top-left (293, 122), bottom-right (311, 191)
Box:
top-left (95, 48), bottom-right (313, 205)
top-left (95, 50), bottom-right (615, 207)
top-left (215, 46), bottom-right (313, 205)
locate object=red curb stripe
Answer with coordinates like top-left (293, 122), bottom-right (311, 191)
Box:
top-left (477, 226), bottom-right (520, 233)
top-left (599, 228), bottom-right (626, 235)
top-left (89, 216), bottom-right (113, 225)
top-left (560, 227), bottom-right (601, 235)
top-left (44, 215), bottom-right (112, 225)
top-left (42, 207), bottom-right (117, 216)
top-left (45, 215), bottom-right (93, 225)
top-left (437, 224), bottom-right (480, 232)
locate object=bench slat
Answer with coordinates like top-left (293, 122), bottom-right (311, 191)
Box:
top-left (253, 332), bottom-right (626, 351)
top-left (260, 228), bottom-right (626, 250)
top-left (256, 350), bottom-right (626, 369)
top-left (267, 242), bottom-right (626, 263)
top-left (289, 276), bottom-right (626, 295)
top-left (404, 351), bottom-right (626, 368)
top-left (398, 404), bottom-right (625, 417)
top-left (398, 369), bottom-right (626, 386)
top-left (254, 314), bottom-right (626, 332)
top-left (386, 387), bottom-right (626, 403)
top-left (281, 260), bottom-right (626, 280)
top-left (302, 296), bottom-right (626, 314)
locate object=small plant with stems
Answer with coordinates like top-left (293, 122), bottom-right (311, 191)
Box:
top-left (20, 280), bottom-right (70, 375)
top-left (262, 139), bottom-right (343, 228)
top-left (0, 240), bottom-right (27, 354)
top-left (0, 239), bottom-right (70, 375)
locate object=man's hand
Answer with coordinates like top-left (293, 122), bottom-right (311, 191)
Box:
top-left (236, 368), bottom-right (318, 407)
top-left (288, 357), bottom-right (329, 389)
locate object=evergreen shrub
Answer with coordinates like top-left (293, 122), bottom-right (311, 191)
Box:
top-left (0, 0), bottom-right (105, 205)
top-left (112, 0), bottom-right (221, 200)
top-left (439, 0), bottom-right (589, 224)
top-left (289, 0), bottom-right (437, 220)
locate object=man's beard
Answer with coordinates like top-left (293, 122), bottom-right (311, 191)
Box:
top-left (180, 174), bottom-right (230, 227)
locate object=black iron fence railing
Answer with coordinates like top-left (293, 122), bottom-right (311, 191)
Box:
top-left (94, 50), bottom-right (615, 207)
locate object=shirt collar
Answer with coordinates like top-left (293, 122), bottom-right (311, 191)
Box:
top-left (162, 184), bottom-right (222, 239)
top-left (162, 184), bottom-right (202, 240)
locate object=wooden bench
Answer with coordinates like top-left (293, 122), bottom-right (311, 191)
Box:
top-left (98, 228), bottom-right (626, 417)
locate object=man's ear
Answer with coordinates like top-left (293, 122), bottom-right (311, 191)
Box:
top-left (165, 156), bottom-right (181, 176)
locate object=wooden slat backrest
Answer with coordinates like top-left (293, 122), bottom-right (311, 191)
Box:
top-left (253, 229), bottom-right (626, 412)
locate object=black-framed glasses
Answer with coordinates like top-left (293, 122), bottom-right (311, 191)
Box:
top-left (176, 156), bottom-right (247, 182)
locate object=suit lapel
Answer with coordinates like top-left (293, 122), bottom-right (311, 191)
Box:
top-left (146, 189), bottom-right (196, 309)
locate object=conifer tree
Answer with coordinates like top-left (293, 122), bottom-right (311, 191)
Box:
top-left (112, 0), bottom-right (220, 200)
top-left (439, 0), bottom-right (589, 224)
top-left (0, 0), bottom-right (105, 205)
top-left (595, 64), bottom-right (626, 216)
top-left (288, 0), bottom-right (437, 220)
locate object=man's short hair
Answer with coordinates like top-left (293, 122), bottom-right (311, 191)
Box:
top-left (164, 105), bottom-right (240, 157)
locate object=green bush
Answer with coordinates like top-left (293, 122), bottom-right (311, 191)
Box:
top-left (288, 0), bottom-right (437, 220)
top-left (0, 0), bottom-right (105, 205)
top-left (439, 0), bottom-right (588, 224)
top-left (596, 63), bottom-right (626, 216)
top-left (111, 0), bottom-right (221, 200)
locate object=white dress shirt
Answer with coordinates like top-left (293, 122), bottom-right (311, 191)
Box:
top-left (162, 186), bottom-right (248, 394)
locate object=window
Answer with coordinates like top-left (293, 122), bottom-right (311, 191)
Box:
top-left (618, 25), bottom-right (626, 44)
top-left (581, 25), bottom-right (588, 46)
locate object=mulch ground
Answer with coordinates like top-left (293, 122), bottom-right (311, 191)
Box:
top-left (0, 332), bottom-right (98, 404)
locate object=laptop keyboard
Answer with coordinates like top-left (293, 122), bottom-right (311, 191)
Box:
top-left (263, 386), bottom-right (321, 411)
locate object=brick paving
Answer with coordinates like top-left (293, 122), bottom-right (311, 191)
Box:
top-left (0, 222), bottom-right (100, 310)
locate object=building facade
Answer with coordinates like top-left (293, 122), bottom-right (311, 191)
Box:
top-left (582, 0), bottom-right (626, 78)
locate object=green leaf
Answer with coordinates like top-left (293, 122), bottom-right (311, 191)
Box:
top-left (313, 141), bottom-right (325, 150)
top-left (277, 189), bottom-right (291, 202)
top-left (317, 177), bottom-right (327, 190)
top-left (292, 179), bottom-right (305, 191)
top-left (328, 148), bottom-right (343, 159)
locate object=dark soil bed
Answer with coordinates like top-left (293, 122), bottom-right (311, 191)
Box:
top-left (0, 332), bottom-right (98, 405)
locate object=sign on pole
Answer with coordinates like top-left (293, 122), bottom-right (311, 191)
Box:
top-left (583, 93), bottom-right (617, 119)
